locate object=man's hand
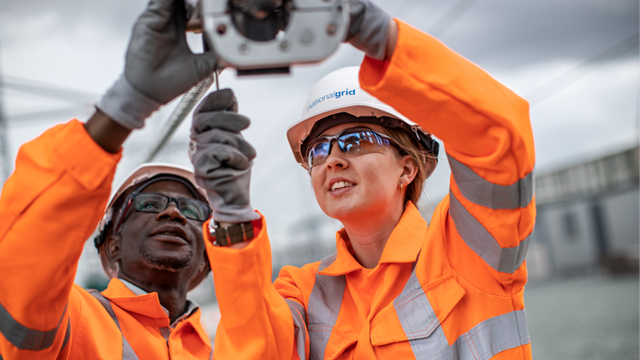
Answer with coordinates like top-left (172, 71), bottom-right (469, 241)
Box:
top-left (97, 0), bottom-right (217, 131)
top-left (189, 89), bottom-right (260, 223)
top-left (345, 0), bottom-right (394, 61)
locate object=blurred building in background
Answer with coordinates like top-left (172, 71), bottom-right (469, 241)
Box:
top-left (527, 145), bottom-right (640, 281)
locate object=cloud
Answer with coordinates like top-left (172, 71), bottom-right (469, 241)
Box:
top-left (390, 0), bottom-right (638, 69)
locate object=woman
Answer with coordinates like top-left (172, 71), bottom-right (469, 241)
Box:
top-left (190, 5), bottom-right (536, 360)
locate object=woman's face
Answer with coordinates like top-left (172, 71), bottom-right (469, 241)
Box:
top-left (309, 123), bottom-right (416, 223)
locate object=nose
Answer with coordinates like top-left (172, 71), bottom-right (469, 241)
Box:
top-left (156, 201), bottom-right (187, 224)
top-left (325, 141), bottom-right (347, 170)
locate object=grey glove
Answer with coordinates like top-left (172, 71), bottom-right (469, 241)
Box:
top-left (346, 0), bottom-right (391, 61)
top-left (189, 89), bottom-right (260, 223)
top-left (98, 0), bottom-right (217, 130)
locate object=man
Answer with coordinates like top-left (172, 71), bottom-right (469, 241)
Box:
top-left (0, 0), bottom-right (219, 357)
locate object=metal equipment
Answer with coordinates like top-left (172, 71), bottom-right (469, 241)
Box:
top-left (187, 0), bottom-right (350, 75)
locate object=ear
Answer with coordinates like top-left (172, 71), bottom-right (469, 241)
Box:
top-left (424, 156), bottom-right (437, 179)
top-left (99, 234), bottom-right (122, 279)
top-left (105, 234), bottom-right (122, 263)
top-left (399, 155), bottom-right (419, 187)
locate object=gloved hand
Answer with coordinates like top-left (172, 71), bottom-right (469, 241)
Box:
top-left (189, 89), bottom-right (260, 223)
top-left (345, 0), bottom-right (392, 61)
top-left (98, 0), bottom-right (217, 130)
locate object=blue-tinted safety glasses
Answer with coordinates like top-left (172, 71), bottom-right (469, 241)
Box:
top-left (305, 128), bottom-right (402, 170)
top-left (115, 193), bottom-right (211, 233)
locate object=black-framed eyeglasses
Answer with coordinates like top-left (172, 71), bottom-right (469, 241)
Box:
top-left (114, 193), bottom-right (211, 233)
top-left (305, 127), bottom-right (402, 170)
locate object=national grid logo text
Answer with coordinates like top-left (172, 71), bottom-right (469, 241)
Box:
top-left (307, 89), bottom-right (356, 112)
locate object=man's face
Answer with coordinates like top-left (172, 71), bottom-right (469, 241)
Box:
top-left (116, 180), bottom-right (206, 281)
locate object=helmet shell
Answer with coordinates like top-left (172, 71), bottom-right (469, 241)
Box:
top-left (286, 66), bottom-right (430, 167)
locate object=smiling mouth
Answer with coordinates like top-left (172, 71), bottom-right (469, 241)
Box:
top-left (330, 181), bottom-right (355, 191)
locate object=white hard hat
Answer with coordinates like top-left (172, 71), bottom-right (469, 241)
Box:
top-left (286, 66), bottom-right (438, 169)
top-left (94, 163), bottom-right (210, 290)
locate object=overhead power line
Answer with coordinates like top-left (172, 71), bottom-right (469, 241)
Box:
top-left (1, 75), bottom-right (99, 104)
top-left (428, 0), bottom-right (478, 38)
top-left (6, 106), bottom-right (92, 123)
top-left (527, 32), bottom-right (639, 106)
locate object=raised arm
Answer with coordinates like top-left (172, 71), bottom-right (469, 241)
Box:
top-left (0, 0), bottom-right (218, 357)
top-left (0, 119), bottom-right (121, 359)
top-left (360, 19), bottom-right (535, 293)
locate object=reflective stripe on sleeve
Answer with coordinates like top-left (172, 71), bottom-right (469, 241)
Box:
top-left (0, 300), bottom-right (67, 351)
top-left (88, 290), bottom-right (139, 360)
top-left (449, 191), bottom-right (530, 273)
top-left (447, 154), bottom-right (534, 210)
top-left (396, 270), bottom-right (530, 359)
top-left (307, 254), bottom-right (346, 360)
top-left (61, 317), bottom-right (71, 350)
top-left (286, 299), bottom-right (308, 360)
top-left (451, 309), bottom-right (530, 360)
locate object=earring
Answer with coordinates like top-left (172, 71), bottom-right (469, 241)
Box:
top-left (399, 182), bottom-right (403, 191)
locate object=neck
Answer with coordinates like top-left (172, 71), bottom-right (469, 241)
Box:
top-left (119, 271), bottom-right (190, 323)
top-left (341, 201), bottom-right (405, 269)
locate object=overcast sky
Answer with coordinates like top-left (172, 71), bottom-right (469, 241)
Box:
top-left (1, 0), bottom-right (638, 246)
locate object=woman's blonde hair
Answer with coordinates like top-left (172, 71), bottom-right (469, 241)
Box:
top-left (385, 128), bottom-right (438, 206)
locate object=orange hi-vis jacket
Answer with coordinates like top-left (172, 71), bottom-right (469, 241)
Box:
top-left (206, 19), bottom-right (535, 360)
top-left (0, 120), bottom-right (212, 359)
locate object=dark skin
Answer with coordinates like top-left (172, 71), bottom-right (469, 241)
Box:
top-left (103, 181), bottom-right (208, 323)
top-left (84, 109), bottom-right (132, 154)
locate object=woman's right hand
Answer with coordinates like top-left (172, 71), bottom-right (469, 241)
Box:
top-left (189, 89), bottom-right (260, 223)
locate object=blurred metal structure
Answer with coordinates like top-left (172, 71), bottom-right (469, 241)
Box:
top-left (144, 74), bottom-right (215, 162)
top-left (0, 60), bottom-right (11, 184)
top-left (527, 145), bottom-right (640, 280)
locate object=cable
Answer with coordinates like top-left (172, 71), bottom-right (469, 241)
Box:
top-left (1, 75), bottom-right (99, 104)
top-left (527, 32), bottom-right (639, 106)
top-left (144, 74), bottom-right (215, 162)
top-left (6, 106), bottom-right (92, 123)
top-left (427, 0), bottom-right (478, 39)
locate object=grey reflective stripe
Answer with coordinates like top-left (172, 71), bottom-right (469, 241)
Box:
top-left (394, 271), bottom-right (442, 341)
top-left (406, 310), bottom-right (530, 360)
top-left (61, 317), bottom-right (71, 350)
top-left (447, 154), bottom-right (534, 210)
top-left (88, 290), bottom-right (140, 360)
top-left (0, 300), bottom-right (67, 350)
top-left (286, 299), bottom-right (308, 360)
top-left (307, 253), bottom-right (345, 360)
top-left (449, 191), bottom-right (530, 273)
top-left (450, 310), bottom-right (529, 360)
top-left (396, 270), bottom-right (530, 359)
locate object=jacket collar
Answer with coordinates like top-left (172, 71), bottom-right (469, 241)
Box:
top-left (320, 202), bottom-right (427, 276)
top-left (102, 278), bottom-right (200, 328)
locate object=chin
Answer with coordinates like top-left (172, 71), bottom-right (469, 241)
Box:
top-left (141, 246), bottom-right (193, 273)
top-left (323, 200), bottom-right (369, 222)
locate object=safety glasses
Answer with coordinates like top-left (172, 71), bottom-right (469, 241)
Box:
top-left (305, 128), bottom-right (402, 170)
top-left (114, 193), bottom-right (211, 233)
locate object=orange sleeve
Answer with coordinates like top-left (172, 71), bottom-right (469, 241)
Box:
top-left (206, 216), bottom-right (313, 360)
top-left (360, 20), bottom-right (535, 294)
top-left (0, 120), bottom-right (121, 358)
